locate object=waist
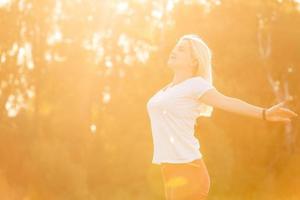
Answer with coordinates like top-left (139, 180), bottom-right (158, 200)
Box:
top-left (161, 158), bottom-right (202, 167)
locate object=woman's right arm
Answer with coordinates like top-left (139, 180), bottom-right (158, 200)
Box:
top-left (198, 88), bottom-right (298, 122)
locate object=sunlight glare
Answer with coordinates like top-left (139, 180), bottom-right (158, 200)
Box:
top-left (26, 86), bottom-right (35, 99)
top-left (47, 28), bottom-right (63, 45)
top-left (294, 0), bottom-right (300, 11)
top-left (169, 136), bottom-right (175, 144)
top-left (1, 53), bottom-right (6, 63)
top-left (7, 108), bottom-right (18, 118)
top-left (135, 48), bottom-right (149, 63)
top-left (116, 1), bottom-right (128, 14)
top-left (0, 0), bottom-right (10, 8)
top-left (44, 52), bottom-right (53, 62)
top-left (151, 9), bottom-right (163, 19)
top-left (90, 124), bottom-right (97, 134)
top-left (25, 42), bottom-right (34, 70)
top-left (105, 57), bottom-right (113, 68)
top-left (5, 95), bottom-right (18, 118)
top-left (166, 0), bottom-right (175, 12)
top-left (8, 42), bottom-right (19, 56)
top-left (118, 34), bottom-right (130, 54)
top-left (137, 0), bottom-right (147, 4)
top-left (17, 47), bottom-right (25, 66)
top-left (197, 0), bottom-right (208, 5)
top-left (18, 0), bottom-right (26, 11)
top-left (215, 0), bottom-right (221, 5)
top-left (102, 91), bottom-right (111, 104)
top-left (54, 0), bottom-right (62, 19)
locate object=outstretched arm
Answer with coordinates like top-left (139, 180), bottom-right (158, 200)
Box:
top-left (199, 88), bottom-right (298, 122)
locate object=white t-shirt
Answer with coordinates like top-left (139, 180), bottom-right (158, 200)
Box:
top-left (146, 76), bottom-right (215, 165)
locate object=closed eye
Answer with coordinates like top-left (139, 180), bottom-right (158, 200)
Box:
top-left (171, 44), bottom-right (185, 55)
top-left (177, 46), bottom-right (184, 52)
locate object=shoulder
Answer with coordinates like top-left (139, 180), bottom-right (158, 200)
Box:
top-left (187, 76), bottom-right (215, 94)
top-left (187, 76), bottom-right (211, 85)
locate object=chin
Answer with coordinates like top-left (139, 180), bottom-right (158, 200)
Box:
top-left (167, 60), bottom-right (175, 69)
top-left (167, 64), bottom-right (174, 70)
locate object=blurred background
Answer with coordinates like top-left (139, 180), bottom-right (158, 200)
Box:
top-left (0, 0), bottom-right (299, 199)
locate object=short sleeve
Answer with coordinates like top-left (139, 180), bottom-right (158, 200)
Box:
top-left (188, 77), bottom-right (215, 99)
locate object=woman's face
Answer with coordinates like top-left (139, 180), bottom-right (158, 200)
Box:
top-left (167, 38), bottom-right (196, 72)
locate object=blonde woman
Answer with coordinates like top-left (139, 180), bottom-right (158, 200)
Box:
top-left (146, 34), bottom-right (298, 200)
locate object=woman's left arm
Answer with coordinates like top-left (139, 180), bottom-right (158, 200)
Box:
top-left (199, 88), bottom-right (298, 122)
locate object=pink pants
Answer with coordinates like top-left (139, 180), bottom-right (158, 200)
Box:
top-left (160, 158), bottom-right (211, 200)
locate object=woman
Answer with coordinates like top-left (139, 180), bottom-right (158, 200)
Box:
top-left (146, 34), bottom-right (298, 200)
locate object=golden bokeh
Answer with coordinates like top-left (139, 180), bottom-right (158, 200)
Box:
top-left (0, 0), bottom-right (299, 199)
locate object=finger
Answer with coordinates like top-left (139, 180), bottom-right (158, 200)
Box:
top-left (279, 107), bottom-right (298, 117)
top-left (275, 99), bottom-right (293, 108)
top-left (285, 97), bottom-right (294, 102)
top-left (270, 117), bottom-right (290, 122)
top-left (280, 117), bottom-right (291, 123)
top-left (273, 101), bottom-right (286, 109)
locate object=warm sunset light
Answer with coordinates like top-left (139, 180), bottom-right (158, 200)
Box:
top-left (0, 0), bottom-right (10, 7)
top-left (0, 0), bottom-right (299, 199)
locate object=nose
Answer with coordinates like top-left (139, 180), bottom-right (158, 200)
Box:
top-left (170, 52), bottom-right (176, 58)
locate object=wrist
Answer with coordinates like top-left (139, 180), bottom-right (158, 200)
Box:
top-left (262, 108), bottom-right (267, 121)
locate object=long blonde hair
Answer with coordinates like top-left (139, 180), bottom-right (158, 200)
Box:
top-left (180, 34), bottom-right (214, 117)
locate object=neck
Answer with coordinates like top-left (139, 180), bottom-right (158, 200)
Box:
top-left (172, 70), bottom-right (195, 84)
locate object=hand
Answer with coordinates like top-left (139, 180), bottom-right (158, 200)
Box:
top-left (265, 100), bottom-right (298, 122)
